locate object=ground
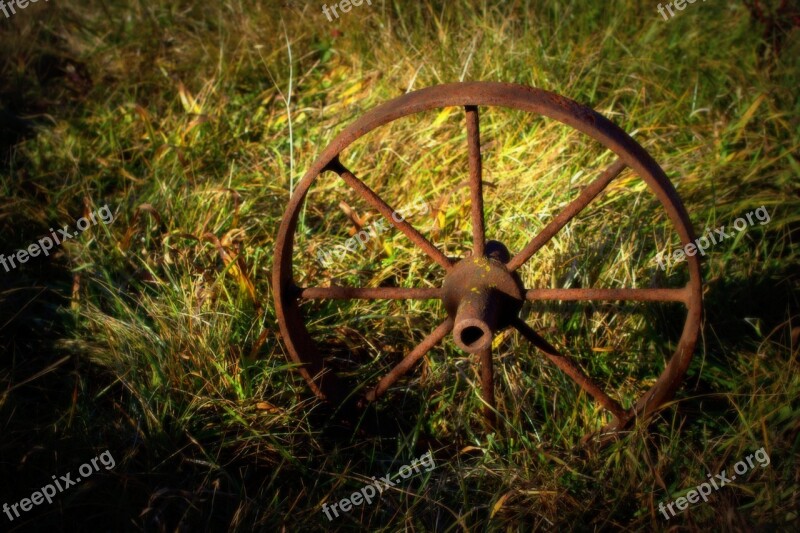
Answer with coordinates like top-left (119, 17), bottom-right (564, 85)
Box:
top-left (0, 0), bottom-right (798, 531)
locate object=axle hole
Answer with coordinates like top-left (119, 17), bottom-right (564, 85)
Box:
top-left (460, 326), bottom-right (485, 347)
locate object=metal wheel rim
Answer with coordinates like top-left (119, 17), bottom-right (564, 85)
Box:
top-left (272, 82), bottom-right (702, 434)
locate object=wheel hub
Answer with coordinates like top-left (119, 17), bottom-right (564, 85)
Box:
top-left (442, 241), bottom-right (524, 353)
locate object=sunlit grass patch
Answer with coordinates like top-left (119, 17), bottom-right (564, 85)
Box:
top-left (0, 0), bottom-right (798, 530)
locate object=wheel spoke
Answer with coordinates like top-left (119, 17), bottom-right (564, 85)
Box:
top-left (363, 317), bottom-right (454, 402)
top-left (511, 316), bottom-right (629, 421)
top-left (465, 106), bottom-right (486, 257)
top-left (507, 158), bottom-right (628, 271)
top-left (526, 286), bottom-right (690, 304)
top-left (478, 345), bottom-right (496, 428)
top-left (326, 157), bottom-right (452, 270)
top-left (299, 286), bottom-right (441, 300)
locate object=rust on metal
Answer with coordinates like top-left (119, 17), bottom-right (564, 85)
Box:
top-left (327, 156), bottom-right (453, 270)
top-left (465, 105), bottom-right (486, 258)
top-left (299, 286), bottom-right (441, 300)
top-left (511, 317), bottom-right (629, 421)
top-left (273, 82), bottom-right (702, 437)
top-left (441, 251), bottom-right (524, 354)
top-left (478, 346), bottom-right (496, 428)
top-left (525, 286), bottom-right (691, 304)
top-left (506, 157), bottom-right (628, 271)
top-left (361, 317), bottom-right (454, 404)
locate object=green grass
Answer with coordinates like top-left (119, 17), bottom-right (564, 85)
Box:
top-left (1, 0), bottom-right (798, 530)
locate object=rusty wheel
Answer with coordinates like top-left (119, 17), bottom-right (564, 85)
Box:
top-left (273, 82), bottom-right (702, 437)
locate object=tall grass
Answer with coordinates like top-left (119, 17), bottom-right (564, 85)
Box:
top-left (1, 0), bottom-right (798, 530)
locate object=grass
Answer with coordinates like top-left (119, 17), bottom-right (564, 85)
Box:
top-left (1, 0), bottom-right (798, 530)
